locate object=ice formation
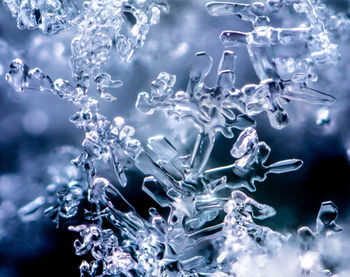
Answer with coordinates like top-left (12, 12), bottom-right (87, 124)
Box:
top-left (1, 0), bottom-right (349, 276)
top-left (4, 0), bottom-right (169, 100)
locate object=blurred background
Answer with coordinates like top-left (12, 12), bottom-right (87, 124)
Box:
top-left (0, 0), bottom-right (349, 276)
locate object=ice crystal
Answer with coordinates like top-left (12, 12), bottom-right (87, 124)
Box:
top-left (202, 127), bottom-right (303, 192)
top-left (17, 147), bottom-right (86, 226)
top-left (4, 0), bottom-right (169, 96)
top-left (70, 0), bottom-right (169, 91)
top-left (1, 0), bottom-right (349, 276)
top-left (69, 224), bottom-right (136, 276)
top-left (3, 0), bottom-right (79, 35)
top-left (206, 0), bottom-right (337, 129)
top-left (6, 56), bottom-right (307, 276)
top-left (5, 58), bottom-right (141, 193)
top-left (298, 201), bottom-right (342, 275)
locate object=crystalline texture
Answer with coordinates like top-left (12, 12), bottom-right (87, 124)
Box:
top-left (70, 0), bottom-right (169, 90)
top-left (298, 201), bottom-right (342, 275)
top-left (4, 0), bottom-right (79, 35)
top-left (207, 0), bottom-right (337, 129)
top-left (3, 0), bottom-right (348, 276)
top-left (4, 0), bottom-right (169, 98)
top-left (5, 58), bottom-right (29, 92)
top-left (202, 127), bottom-right (303, 192)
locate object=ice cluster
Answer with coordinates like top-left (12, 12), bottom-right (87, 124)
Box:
top-left (4, 0), bottom-right (169, 99)
top-left (1, 0), bottom-right (349, 276)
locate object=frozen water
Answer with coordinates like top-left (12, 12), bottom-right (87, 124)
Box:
top-left (1, 0), bottom-right (349, 276)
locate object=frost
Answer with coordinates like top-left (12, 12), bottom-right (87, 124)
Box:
top-left (206, 1), bottom-right (337, 129)
top-left (5, 58), bottom-right (140, 192)
top-left (4, 0), bottom-right (169, 94)
top-left (70, 0), bottom-right (169, 90)
top-left (1, 0), bottom-right (349, 276)
top-left (298, 201), bottom-right (342, 275)
top-left (6, 56), bottom-right (308, 275)
top-left (3, 0), bottom-right (79, 35)
top-left (69, 224), bottom-right (136, 276)
top-left (15, 147), bottom-right (86, 227)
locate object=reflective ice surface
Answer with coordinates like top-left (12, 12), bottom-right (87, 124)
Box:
top-left (0, 0), bottom-right (350, 276)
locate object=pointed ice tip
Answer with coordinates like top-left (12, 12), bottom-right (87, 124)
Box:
top-left (220, 31), bottom-right (248, 48)
top-left (316, 91), bottom-right (336, 105)
top-left (298, 226), bottom-right (315, 240)
top-left (327, 94), bottom-right (336, 104)
top-left (296, 86), bottom-right (336, 105)
top-left (266, 159), bottom-right (303, 174)
top-left (294, 159), bottom-right (304, 169)
top-left (206, 2), bottom-right (249, 16)
top-left (333, 224), bottom-right (343, 232)
top-left (223, 50), bottom-right (235, 56)
top-left (195, 51), bottom-right (207, 57)
top-left (219, 31), bottom-right (231, 44)
top-left (190, 52), bottom-right (213, 80)
top-left (206, 2), bottom-right (220, 16)
top-left (321, 200), bottom-right (337, 207)
top-left (194, 51), bottom-right (213, 64)
top-left (284, 159), bottom-right (303, 171)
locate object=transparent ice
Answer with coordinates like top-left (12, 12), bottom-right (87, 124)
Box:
top-left (1, 0), bottom-right (350, 276)
top-left (4, 0), bottom-right (169, 98)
